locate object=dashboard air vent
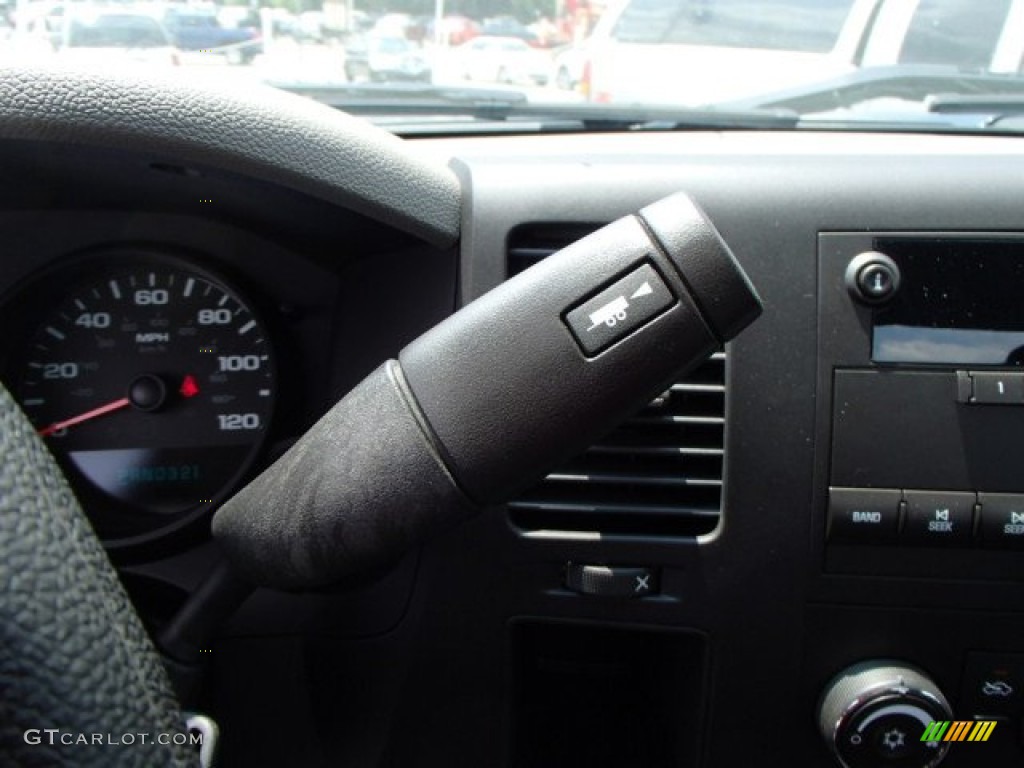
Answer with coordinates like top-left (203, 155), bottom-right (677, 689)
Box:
top-left (506, 225), bottom-right (726, 538)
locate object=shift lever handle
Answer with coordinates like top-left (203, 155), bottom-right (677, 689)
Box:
top-left (212, 193), bottom-right (761, 589)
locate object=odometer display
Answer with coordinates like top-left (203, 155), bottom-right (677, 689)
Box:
top-left (15, 254), bottom-right (275, 541)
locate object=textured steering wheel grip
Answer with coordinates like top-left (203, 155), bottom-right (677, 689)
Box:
top-left (0, 384), bottom-right (194, 767)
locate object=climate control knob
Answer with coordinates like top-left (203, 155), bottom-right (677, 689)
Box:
top-left (818, 661), bottom-right (953, 768)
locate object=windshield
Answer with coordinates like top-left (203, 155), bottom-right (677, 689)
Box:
top-left (3, 0), bottom-right (1024, 132)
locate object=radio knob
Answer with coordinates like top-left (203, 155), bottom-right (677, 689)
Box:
top-left (818, 661), bottom-right (953, 768)
top-left (845, 251), bottom-right (901, 304)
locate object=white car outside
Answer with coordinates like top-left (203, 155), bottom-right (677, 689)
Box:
top-left (367, 36), bottom-right (430, 82)
top-left (551, 41), bottom-right (590, 91)
top-left (583, 0), bottom-right (877, 105)
top-left (455, 36), bottom-right (550, 86)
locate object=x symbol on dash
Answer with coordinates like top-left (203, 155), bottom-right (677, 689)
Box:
top-left (634, 575), bottom-right (650, 592)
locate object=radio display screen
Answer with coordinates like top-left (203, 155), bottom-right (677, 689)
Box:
top-left (872, 238), bottom-right (1024, 366)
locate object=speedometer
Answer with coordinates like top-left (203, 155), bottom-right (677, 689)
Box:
top-left (12, 252), bottom-right (275, 543)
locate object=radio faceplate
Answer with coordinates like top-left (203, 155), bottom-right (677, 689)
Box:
top-left (817, 233), bottom-right (1024, 582)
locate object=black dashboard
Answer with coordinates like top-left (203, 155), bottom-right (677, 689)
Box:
top-left (4, 117), bottom-right (1024, 767)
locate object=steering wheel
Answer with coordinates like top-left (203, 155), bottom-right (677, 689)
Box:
top-left (0, 383), bottom-right (195, 766)
top-left (0, 67), bottom-right (461, 767)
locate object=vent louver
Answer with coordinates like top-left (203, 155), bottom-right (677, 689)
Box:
top-left (505, 225), bottom-right (727, 538)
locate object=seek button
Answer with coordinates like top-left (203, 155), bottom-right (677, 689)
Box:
top-left (978, 493), bottom-right (1024, 549)
top-left (902, 490), bottom-right (974, 547)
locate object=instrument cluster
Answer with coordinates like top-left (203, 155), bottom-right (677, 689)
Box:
top-left (0, 246), bottom-right (285, 550)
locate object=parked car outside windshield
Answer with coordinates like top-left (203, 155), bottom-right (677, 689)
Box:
top-left (453, 35), bottom-right (550, 85)
top-left (162, 6), bottom-right (262, 64)
top-left (55, 9), bottom-right (180, 69)
top-left (584, 0), bottom-right (860, 104)
top-left (344, 34), bottom-right (431, 82)
top-left (3, 0), bottom-right (1024, 133)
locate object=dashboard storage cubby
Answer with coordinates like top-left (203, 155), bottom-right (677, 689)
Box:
top-left (510, 621), bottom-right (707, 768)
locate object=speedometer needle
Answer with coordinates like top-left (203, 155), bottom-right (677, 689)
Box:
top-left (37, 397), bottom-right (131, 437)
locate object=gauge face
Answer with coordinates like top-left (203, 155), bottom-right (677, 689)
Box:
top-left (14, 255), bottom-right (275, 540)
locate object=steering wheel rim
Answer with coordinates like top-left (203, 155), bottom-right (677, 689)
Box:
top-left (0, 382), bottom-right (194, 767)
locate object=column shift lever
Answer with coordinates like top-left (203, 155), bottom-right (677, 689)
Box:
top-left (212, 192), bottom-right (762, 589)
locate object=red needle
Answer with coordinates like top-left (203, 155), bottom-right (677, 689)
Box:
top-left (37, 397), bottom-right (132, 437)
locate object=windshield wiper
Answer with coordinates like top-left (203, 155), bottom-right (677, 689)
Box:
top-left (470, 102), bottom-right (800, 132)
top-left (720, 65), bottom-right (1024, 121)
top-left (926, 93), bottom-right (1024, 115)
top-left (278, 82), bottom-right (528, 114)
top-left (276, 82), bottom-right (798, 134)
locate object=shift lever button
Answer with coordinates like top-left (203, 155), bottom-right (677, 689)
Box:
top-left (564, 262), bottom-right (674, 356)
